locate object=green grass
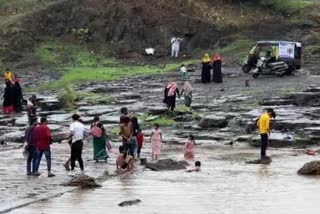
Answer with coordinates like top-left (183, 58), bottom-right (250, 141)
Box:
top-left (57, 86), bottom-right (77, 110)
top-left (36, 41), bottom-right (197, 90)
top-left (217, 39), bottom-right (256, 55)
top-left (0, 0), bottom-right (51, 15)
top-left (261, 0), bottom-right (313, 13)
top-left (146, 116), bottom-right (176, 126)
top-left (76, 92), bottom-right (114, 104)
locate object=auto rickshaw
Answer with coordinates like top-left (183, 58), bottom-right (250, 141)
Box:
top-left (242, 41), bottom-right (302, 74)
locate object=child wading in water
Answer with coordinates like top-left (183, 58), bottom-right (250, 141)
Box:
top-left (186, 161), bottom-right (201, 172)
top-left (184, 134), bottom-right (196, 160)
top-left (136, 129), bottom-right (144, 158)
top-left (149, 124), bottom-right (162, 160)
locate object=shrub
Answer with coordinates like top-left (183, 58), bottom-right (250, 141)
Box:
top-left (57, 86), bottom-right (77, 109)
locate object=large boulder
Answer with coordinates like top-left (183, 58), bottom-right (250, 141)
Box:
top-left (198, 115), bottom-right (228, 128)
top-left (147, 106), bottom-right (167, 115)
top-left (145, 159), bottom-right (189, 171)
top-left (298, 161), bottom-right (320, 175)
top-left (63, 175), bottom-right (101, 188)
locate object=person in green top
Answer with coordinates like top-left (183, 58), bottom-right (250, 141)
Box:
top-left (91, 117), bottom-right (109, 162)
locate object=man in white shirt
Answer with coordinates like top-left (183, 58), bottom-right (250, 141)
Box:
top-left (171, 37), bottom-right (183, 58)
top-left (180, 64), bottom-right (187, 80)
top-left (69, 114), bottom-right (86, 176)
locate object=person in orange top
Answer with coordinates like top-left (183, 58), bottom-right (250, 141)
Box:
top-left (212, 53), bottom-right (223, 83)
top-left (257, 108), bottom-right (276, 158)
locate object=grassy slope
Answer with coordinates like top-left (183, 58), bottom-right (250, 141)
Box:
top-left (35, 41), bottom-right (197, 90)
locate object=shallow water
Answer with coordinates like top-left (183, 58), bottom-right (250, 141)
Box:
top-left (10, 144), bottom-right (320, 214)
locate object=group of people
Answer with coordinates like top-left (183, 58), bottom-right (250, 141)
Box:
top-left (201, 53), bottom-right (223, 84)
top-left (24, 114), bottom-right (87, 177)
top-left (2, 69), bottom-right (24, 113)
top-left (163, 81), bottom-right (193, 112)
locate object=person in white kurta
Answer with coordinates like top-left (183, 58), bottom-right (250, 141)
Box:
top-left (171, 37), bottom-right (182, 58)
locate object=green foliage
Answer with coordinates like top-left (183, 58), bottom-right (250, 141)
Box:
top-left (261, 0), bottom-right (313, 13)
top-left (217, 39), bottom-right (255, 55)
top-left (71, 28), bottom-right (92, 43)
top-left (146, 116), bottom-right (177, 126)
top-left (35, 40), bottom-right (198, 90)
top-left (0, 0), bottom-right (51, 15)
top-left (76, 91), bottom-right (114, 104)
top-left (57, 86), bottom-right (77, 109)
top-left (34, 41), bottom-right (106, 67)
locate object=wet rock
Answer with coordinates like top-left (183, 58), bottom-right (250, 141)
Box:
top-left (145, 159), bottom-right (189, 171)
top-left (38, 111), bottom-right (68, 116)
top-left (147, 106), bottom-right (167, 115)
top-left (52, 131), bottom-right (70, 143)
top-left (114, 92), bottom-right (142, 100)
top-left (198, 115), bottom-right (228, 128)
top-left (86, 108), bottom-right (115, 116)
top-left (173, 114), bottom-right (195, 122)
top-left (251, 133), bottom-right (294, 148)
top-left (63, 175), bottom-right (101, 188)
top-left (38, 99), bottom-right (62, 111)
top-left (287, 92), bottom-right (320, 106)
top-left (118, 199), bottom-right (142, 207)
top-left (100, 115), bottom-right (120, 124)
top-left (246, 156), bottom-right (272, 165)
top-left (259, 99), bottom-right (292, 106)
top-left (298, 161), bottom-right (320, 175)
top-left (0, 131), bottom-right (25, 143)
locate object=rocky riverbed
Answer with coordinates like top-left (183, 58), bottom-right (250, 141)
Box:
top-left (2, 65), bottom-right (320, 213)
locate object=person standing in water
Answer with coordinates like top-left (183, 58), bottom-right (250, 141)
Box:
top-left (120, 116), bottom-right (134, 157)
top-left (69, 114), bottom-right (86, 176)
top-left (149, 123), bottom-right (162, 160)
top-left (33, 117), bottom-right (55, 177)
top-left (24, 120), bottom-right (38, 176)
top-left (184, 134), bottom-right (196, 160)
top-left (201, 53), bottom-right (212, 83)
top-left (257, 108), bottom-right (276, 159)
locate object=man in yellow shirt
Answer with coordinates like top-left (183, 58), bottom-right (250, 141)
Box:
top-left (257, 108), bottom-right (276, 158)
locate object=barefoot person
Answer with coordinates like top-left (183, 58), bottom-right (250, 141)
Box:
top-left (149, 123), bottom-right (162, 160)
top-left (184, 134), bottom-right (196, 160)
top-left (69, 114), bottom-right (86, 176)
top-left (33, 117), bottom-right (55, 177)
top-left (257, 108), bottom-right (276, 159)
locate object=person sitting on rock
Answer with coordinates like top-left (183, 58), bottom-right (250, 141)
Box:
top-left (257, 108), bottom-right (276, 159)
top-left (186, 161), bottom-right (201, 172)
top-left (116, 146), bottom-right (134, 171)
